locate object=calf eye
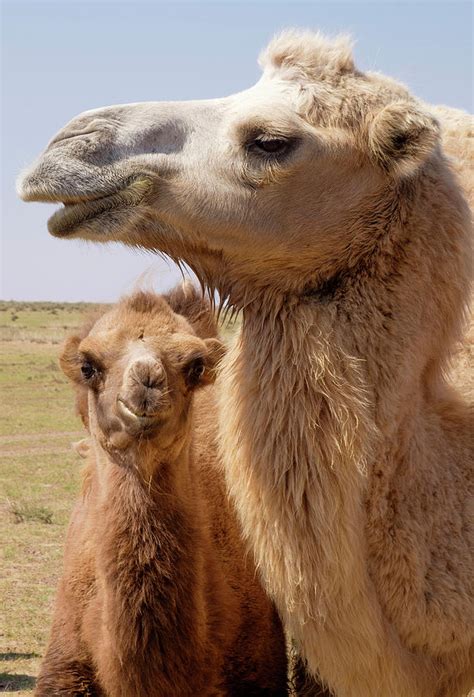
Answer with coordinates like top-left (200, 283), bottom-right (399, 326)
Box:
top-left (81, 360), bottom-right (97, 380)
top-left (185, 357), bottom-right (205, 387)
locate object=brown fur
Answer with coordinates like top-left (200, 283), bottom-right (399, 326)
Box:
top-left (35, 286), bottom-right (288, 697)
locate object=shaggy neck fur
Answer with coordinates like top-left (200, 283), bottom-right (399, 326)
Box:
top-left (218, 160), bottom-right (472, 697)
top-left (89, 417), bottom-right (223, 697)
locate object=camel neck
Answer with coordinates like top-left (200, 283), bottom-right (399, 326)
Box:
top-left (93, 439), bottom-right (192, 505)
top-left (92, 433), bottom-right (201, 588)
top-left (240, 220), bottom-right (463, 449)
top-left (219, 281), bottom-right (432, 693)
top-left (218, 158), bottom-right (469, 697)
top-left (92, 425), bottom-right (194, 502)
top-left (237, 159), bottom-right (468, 441)
top-left (89, 432), bottom-right (210, 676)
top-left (240, 293), bottom-right (417, 445)
top-left (237, 298), bottom-right (376, 481)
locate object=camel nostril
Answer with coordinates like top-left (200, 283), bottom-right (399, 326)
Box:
top-left (123, 358), bottom-right (169, 419)
top-left (139, 372), bottom-right (165, 391)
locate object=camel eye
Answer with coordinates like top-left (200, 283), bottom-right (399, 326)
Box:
top-left (81, 360), bottom-right (98, 380)
top-left (185, 357), bottom-right (205, 387)
top-left (250, 136), bottom-right (293, 156)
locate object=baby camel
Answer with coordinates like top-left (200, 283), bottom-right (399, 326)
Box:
top-left (35, 289), bottom-right (288, 697)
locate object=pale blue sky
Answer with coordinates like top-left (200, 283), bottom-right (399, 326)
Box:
top-left (2, 0), bottom-right (472, 301)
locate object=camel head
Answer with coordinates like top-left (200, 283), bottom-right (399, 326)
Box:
top-left (60, 291), bottom-right (224, 460)
top-left (18, 30), bottom-right (442, 300)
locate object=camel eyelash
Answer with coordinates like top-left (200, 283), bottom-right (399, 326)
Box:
top-left (246, 133), bottom-right (299, 157)
top-left (79, 352), bottom-right (104, 379)
top-left (243, 130), bottom-right (302, 164)
top-left (81, 360), bottom-right (98, 380)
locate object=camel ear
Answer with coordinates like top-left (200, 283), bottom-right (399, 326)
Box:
top-left (368, 101), bottom-right (440, 177)
top-left (185, 338), bottom-right (225, 389)
top-left (59, 335), bottom-right (82, 383)
top-left (203, 338), bottom-right (226, 383)
top-left (59, 335), bottom-right (91, 429)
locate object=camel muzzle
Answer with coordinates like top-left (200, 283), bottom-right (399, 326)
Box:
top-left (116, 356), bottom-right (171, 428)
top-left (46, 177), bottom-right (154, 237)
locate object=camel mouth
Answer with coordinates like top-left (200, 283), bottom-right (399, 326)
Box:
top-left (47, 177), bottom-right (154, 237)
top-left (117, 398), bottom-right (157, 421)
top-left (116, 397), bottom-right (168, 431)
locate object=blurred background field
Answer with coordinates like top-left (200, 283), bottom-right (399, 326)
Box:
top-left (0, 301), bottom-right (102, 694)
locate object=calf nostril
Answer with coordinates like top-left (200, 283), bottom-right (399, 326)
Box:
top-left (130, 359), bottom-right (166, 390)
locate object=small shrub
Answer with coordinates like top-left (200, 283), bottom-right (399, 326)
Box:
top-left (8, 500), bottom-right (54, 525)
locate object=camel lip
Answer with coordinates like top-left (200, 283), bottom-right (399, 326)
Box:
top-left (17, 169), bottom-right (120, 205)
top-left (47, 176), bottom-right (154, 238)
top-left (117, 397), bottom-right (163, 425)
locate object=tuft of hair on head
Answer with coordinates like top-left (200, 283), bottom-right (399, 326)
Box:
top-left (163, 280), bottom-right (219, 339)
top-left (368, 100), bottom-right (440, 178)
top-left (259, 28), bottom-right (355, 82)
top-left (122, 290), bottom-right (173, 318)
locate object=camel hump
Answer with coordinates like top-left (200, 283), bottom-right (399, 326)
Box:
top-left (164, 280), bottom-right (219, 339)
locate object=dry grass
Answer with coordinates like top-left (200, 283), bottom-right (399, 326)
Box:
top-left (0, 302), bottom-right (95, 695)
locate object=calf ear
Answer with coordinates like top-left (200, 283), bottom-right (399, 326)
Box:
top-left (183, 338), bottom-right (226, 390)
top-left (189, 338), bottom-right (225, 388)
top-left (203, 338), bottom-right (226, 383)
top-left (368, 101), bottom-right (440, 177)
top-left (59, 335), bottom-right (82, 383)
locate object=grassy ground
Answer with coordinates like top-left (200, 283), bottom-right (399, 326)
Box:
top-left (0, 299), bottom-right (240, 695)
top-left (0, 301), bottom-right (102, 695)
